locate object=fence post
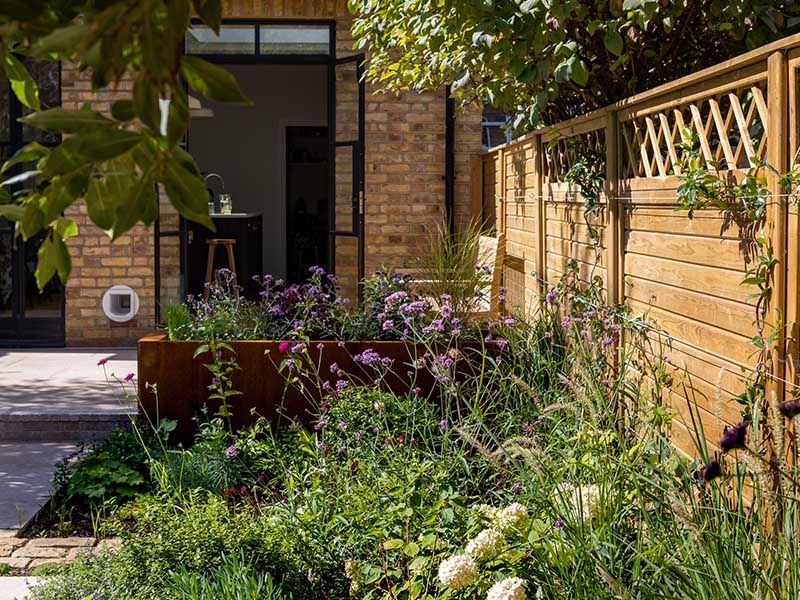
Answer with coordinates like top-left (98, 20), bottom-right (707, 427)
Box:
top-left (469, 155), bottom-right (483, 226)
top-left (766, 50), bottom-right (789, 404)
top-left (533, 134), bottom-right (545, 297)
top-left (605, 110), bottom-right (621, 307)
top-left (498, 148), bottom-right (506, 235)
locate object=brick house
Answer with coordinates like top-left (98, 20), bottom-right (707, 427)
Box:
top-left (0, 0), bottom-right (483, 347)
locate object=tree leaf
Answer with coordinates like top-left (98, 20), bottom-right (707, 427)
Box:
top-left (31, 23), bottom-right (91, 57)
top-left (133, 75), bottom-right (161, 132)
top-left (54, 216), bottom-right (78, 239)
top-left (604, 29), bottom-right (624, 56)
top-left (161, 153), bottom-right (215, 230)
top-left (2, 142), bottom-right (48, 174)
top-left (112, 173), bottom-right (158, 240)
top-left (19, 108), bottom-right (113, 134)
top-left (0, 204), bottom-right (24, 220)
top-left (84, 176), bottom-right (117, 232)
top-left (571, 57), bottom-right (589, 85)
top-left (192, 0), bottom-right (222, 33)
top-left (111, 100), bottom-right (136, 122)
top-left (180, 56), bottom-right (252, 105)
top-left (36, 232), bottom-right (71, 289)
top-left (4, 54), bottom-right (40, 110)
top-left (71, 128), bottom-right (142, 161)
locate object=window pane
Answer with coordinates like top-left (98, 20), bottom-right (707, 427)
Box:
top-left (260, 25), bottom-right (330, 55)
top-left (0, 218), bottom-right (12, 318)
top-left (21, 59), bottom-right (60, 145)
top-left (186, 25), bottom-right (256, 54)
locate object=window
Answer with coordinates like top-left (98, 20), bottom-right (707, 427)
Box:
top-left (185, 22), bottom-right (332, 57)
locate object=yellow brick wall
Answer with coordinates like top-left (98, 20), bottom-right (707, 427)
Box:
top-left (61, 0), bottom-right (483, 345)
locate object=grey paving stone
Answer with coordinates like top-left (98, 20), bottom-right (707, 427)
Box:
top-left (26, 537), bottom-right (95, 548)
top-left (12, 546), bottom-right (66, 559)
top-left (0, 557), bottom-right (30, 569)
top-left (0, 576), bottom-right (41, 600)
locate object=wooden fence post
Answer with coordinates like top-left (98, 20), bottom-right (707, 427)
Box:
top-left (533, 134), bottom-right (545, 296)
top-left (605, 111), bottom-right (621, 307)
top-left (498, 148), bottom-right (507, 235)
top-left (469, 155), bottom-right (483, 227)
top-left (766, 50), bottom-right (789, 404)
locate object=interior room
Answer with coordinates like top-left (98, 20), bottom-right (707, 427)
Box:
top-left (187, 63), bottom-right (329, 297)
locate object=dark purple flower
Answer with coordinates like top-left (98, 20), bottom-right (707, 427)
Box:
top-left (225, 445), bottom-right (238, 458)
top-left (545, 288), bottom-right (558, 306)
top-left (702, 459), bottom-right (722, 482)
top-left (439, 419), bottom-right (448, 432)
top-left (511, 483), bottom-right (523, 494)
top-left (553, 519), bottom-right (564, 531)
top-left (720, 421), bottom-right (749, 452)
top-left (778, 399), bottom-right (800, 419)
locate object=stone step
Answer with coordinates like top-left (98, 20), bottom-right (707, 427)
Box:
top-left (0, 412), bottom-right (135, 443)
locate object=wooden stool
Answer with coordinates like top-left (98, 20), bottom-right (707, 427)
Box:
top-left (204, 238), bottom-right (238, 298)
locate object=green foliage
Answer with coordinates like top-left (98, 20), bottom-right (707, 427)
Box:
top-left (0, 0), bottom-right (252, 289)
top-left (350, 0), bottom-right (800, 126)
top-left (65, 451), bottom-right (146, 503)
top-left (162, 302), bottom-right (191, 341)
top-left (0, 562), bottom-right (11, 576)
top-left (166, 551), bottom-right (291, 600)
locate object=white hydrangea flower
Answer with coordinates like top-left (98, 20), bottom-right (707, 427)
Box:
top-left (557, 484), bottom-right (600, 524)
top-left (438, 554), bottom-right (477, 589)
top-left (465, 528), bottom-right (505, 561)
top-left (486, 576), bottom-right (527, 600)
top-left (493, 502), bottom-right (530, 534)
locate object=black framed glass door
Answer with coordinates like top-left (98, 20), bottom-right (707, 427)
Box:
top-left (328, 53), bottom-right (366, 302)
top-left (0, 59), bottom-right (64, 347)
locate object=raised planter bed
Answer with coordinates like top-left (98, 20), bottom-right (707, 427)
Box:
top-left (137, 333), bottom-right (488, 443)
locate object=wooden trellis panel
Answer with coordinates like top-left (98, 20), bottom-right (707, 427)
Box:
top-left (477, 33), bottom-right (800, 457)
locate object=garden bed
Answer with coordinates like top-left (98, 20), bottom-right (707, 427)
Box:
top-left (137, 333), bottom-right (489, 443)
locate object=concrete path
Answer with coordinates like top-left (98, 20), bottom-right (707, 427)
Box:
top-left (0, 348), bottom-right (139, 528)
top-left (0, 349), bottom-right (137, 416)
top-left (0, 444), bottom-right (77, 529)
top-left (0, 577), bottom-right (41, 600)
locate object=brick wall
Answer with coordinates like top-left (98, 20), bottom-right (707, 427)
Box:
top-left (61, 0), bottom-right (483, 345)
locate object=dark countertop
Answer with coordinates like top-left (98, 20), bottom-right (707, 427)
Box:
top-left (210, 212), bottom-right (262, 219)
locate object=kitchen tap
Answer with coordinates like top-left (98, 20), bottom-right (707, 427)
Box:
top-left (203, 173), bottom-right (225, 213)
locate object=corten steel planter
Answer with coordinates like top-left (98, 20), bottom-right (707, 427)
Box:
top-left (137, 333), bottom-right (489, 443)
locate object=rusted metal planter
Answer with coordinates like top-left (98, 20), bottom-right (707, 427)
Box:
top-left (137, 333), bottom-right (487, 443)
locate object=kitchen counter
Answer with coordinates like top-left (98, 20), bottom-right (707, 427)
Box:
top-left (209, 212), bottom-right (262, 219)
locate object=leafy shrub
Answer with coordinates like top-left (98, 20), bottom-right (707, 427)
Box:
top-left (0, 563), bottom-right (11, 576)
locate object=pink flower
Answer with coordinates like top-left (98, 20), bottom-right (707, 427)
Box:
top-left (397, 434), bottom-right (405, 443)
top-left (97, 358), bottom-right (108, 366)
top-left (278, 341), bottom-right (290, 352)
top-left (124, 373), bottom-right (135, 382)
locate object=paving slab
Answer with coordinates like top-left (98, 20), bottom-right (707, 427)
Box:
top-left (0, 443), bottom-right (77, 529)
top-left (0, 349), bottom-right (137, 416)
top-left (0, 576), bottom-right (41, 600)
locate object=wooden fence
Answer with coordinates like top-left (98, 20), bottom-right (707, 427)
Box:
top-left (475, 33), bottom-right (800, 455)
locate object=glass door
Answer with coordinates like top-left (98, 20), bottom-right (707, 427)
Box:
top-left (0, 59), bottom-right (64, 347)
top-left (329, 53), bottom-right (366, 302)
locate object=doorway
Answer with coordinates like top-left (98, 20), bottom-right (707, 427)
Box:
top-left (0, 59), bottom-right (64, 347)
top-left (155, 20), bottom-right (365, 315)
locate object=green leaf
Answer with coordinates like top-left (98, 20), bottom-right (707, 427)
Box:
top-left (2, 142), bottom-right (48, 174)
top-left (192, 0), bottom-right (222, 33)
top-left (382, 538), bottom-right (404, 550)
top-left (111, 100), bottom-right (136, 122)
top-left (180, 56), bottom-right (252, 105)
top-left (604, 29), bottom-right (624, 56)
top-left (622, 0), bottom-right (644, 10)
top-left (571, 57), bottom-right (589, 85)
top-left (19, 196), bottom-right (44, 240)
top-left (31, 23), bottom-right (91, 57)
top-left (19, 108), bottom-right (113, 134)
top-left (4, 54), bottom-right (39, 110)
top-left (403, 541), bottom-right (420, 557)
top-left (85, 176), bottom-right (117, 232)
top-left (71, 128), bottom-right (142, 162)
top-left (0, 204), bottom-right (24, 220)
top-left (112, 173), bottom-right (158, 239)
top-left (54, 217), bottom-right (78, 239)
top-left (161, 153), bottom-right (214, 230)
top-left (36, 232), bottom-right (71, 288)
top-left (133, 76), bottom-right (161, 132)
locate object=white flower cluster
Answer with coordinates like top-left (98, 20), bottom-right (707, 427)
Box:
top-left (438, 554), bottom-right (477, 589)
top-left (465, 528), bottom-right (505, 561)
top-left (487, 576), bottom-right (527, 600)
top-left (558, 484), bottom-right (600, 524)
top-left (493, 502), bottom-right (530, 535)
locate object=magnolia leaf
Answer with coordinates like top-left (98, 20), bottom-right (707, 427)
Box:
top-left (31, 23), bottom-right (91, 57)
top-left (2, 142), bottom-right (49, 174)
top-left (19, 108), bottom-right (113, 134)
top-left (180, 56), bottom-right (252, 104)
top-left (192, 0), bottom-right (222, 33)
top-left (111, 100), bottom-right (136, 122)
top-left (71, 128), bottom-right (142, 162)
top-left (54, 217), bottom-right (78, 240)
top-left (19, 196), bottom-right (44, 240)
top-left (0, 204), bottom-right (24, 220)
top-left (36, 232), bottom-right (71, 289)
top-left (112, 174), bottom-right (158, 240)
top-left (571, 57), bottom-right (589, 85)
top-left (84, 176), bottom-right (116, 232)
top-left (161, 154), bottom-right (215, 230)
top-left (133, 76), bottom-right (161, 132)
top-left (4, 54), bottom-right (40, 110)
top-left (1, 169), bottom-right (41, 187)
